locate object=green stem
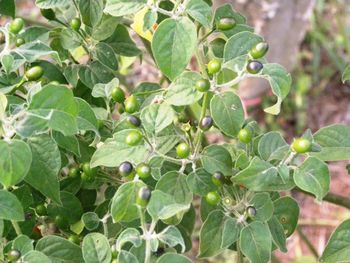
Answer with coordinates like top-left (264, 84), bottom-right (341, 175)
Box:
top-left (11, 220), bottom-right (22, 236)
top-left (138, 207), bottom-right (151, 263)
top-left (237, 242), bottom-right (244, 263)
top-left (297, 227), bottom-right (319, 258)
top-left (133, 89), bottom-right (164, 96)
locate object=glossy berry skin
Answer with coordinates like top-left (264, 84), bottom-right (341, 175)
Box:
top-left (82, 162), bottom-right (95, 177)
top-left (136, 186), bottom-right (151, 207)
top-left (176, 142), bottom-right (190, 159)
top-left (205, 191), bottom-right (221, 206)
top-left (207, 59), bottom-right (222, 74)
top-left (127, 115), bottom-right (141, 127)
top-left (68, 167), bottom-right (79, 178)
top-left (212, 171), bottom-right (224, 187)
top-left (80, 172), bottom-right (94, 183)
top-left (136, 163), bottom-right (151, 179)
top-left (238, 128), bottom-right (253, 144)
top-left (111, 87), bottom-right (125, 103)
top-left (125, 130), bottom-right (143, 146)
top-left (250, 42), bottom-right (269, 59)
top-left (247, 206), bottom-right (257, 218)
top-left (68, 235), bottom-right (80, 245)
top-left (291, 138), bottom-right (311, 153)
top-left (195, 79), bottom-right (210, 92)
top-left (246, 60), bottom-right (263, 74)
top-left (217, 17), bottom-right (236, 31)
top-left (7, 249), bottom-right (21, 262)
top-left (16, 37), bottom-right (25, 47)
top-left (25, 66), bottom-right (44, 81)
top-left (54, 215), bottom-right (69, 229)
top-left (199, 116), bottom-right (213, 131)
top-left (119, 161), bottom-right (134, 177)
top-left (124, 95), bottom-right (140, 114)
top-left (36, 204), bottom-right (47, 216)
top-left (9, 18), bottom-right (24, 34)
top-left (70, 18), bottom-right (81, 31)
top-left (40, 8), bottom-right (56, 20)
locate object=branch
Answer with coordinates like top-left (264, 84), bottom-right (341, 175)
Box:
top-left (296, 188), bottom-right (350, 210)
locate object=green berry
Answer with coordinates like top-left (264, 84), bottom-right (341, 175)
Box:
top-left (205, 191), bottom-right (221, 206)
top-left (217, 17), bottom-right (236, 31)
top-left (9, 18), bottom-right (24, 34)
top-left (35, 204), bottom-right (47, 216)
top-left (68, 235), bottom-right (80, 245)
top-left (125, 130), bottom-right (143, 146)
top-left (291, 138), bottom-right (311, 153)
top-left (238, 128), bottom-right (253, 144)
top-left (136, 163), bottom-right (151, 179)
top-left (70, 18), bottom-right (81, 31)
top-left (250, 42), bottom-right (269, 59)
top-left (124, 95), bottom-right (140, 114)
top-left (195, 79), bottom-right (210, 92)
top-left (207, 59), bottom-right (221, 74)
top-left (212, 171), bottom-right (224, 187)
top-left (176, 142), bottom-right (190, 159)
top-left (7, 249), bottom-right (21, 262)
top-left (25, 66), bottom-right (44, 81)
top-left (111, 87), bottom-right (125, 103)
top-left (68, 167), bottom-right (80, 178)
top-left (16, 37), bottom-right (25, 47)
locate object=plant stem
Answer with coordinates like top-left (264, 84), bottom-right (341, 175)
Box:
top-left (297, 226), bottom-right (319, 258)
top-left (11, 221), bottom-right (22, 236)
top-left (296, 188), bottom-right (350, 210)
top-left (139, 207), bottom-right (151, 263)
top-left (237, 243), bottom-right (244, 263)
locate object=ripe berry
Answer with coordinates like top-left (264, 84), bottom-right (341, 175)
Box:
top-left (199, 116), bottom-right (213, 131)
top-left (127, 115), bottom-right (141, 127)
top-left (119, 161), bottom-right (133, 177)
top-left (212, 171), bottom-right (224, 187)
top-left (246, 60), bottom-right (263, 74)
top-left (136, 186), bottom-right (152, 207)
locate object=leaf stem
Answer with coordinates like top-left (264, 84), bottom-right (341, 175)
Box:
top-left (297, 226), bottom-right (319, 258)
top-left (11, 220), bottom-right (22, 236)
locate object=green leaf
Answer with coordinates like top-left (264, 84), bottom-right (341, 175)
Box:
top-left (240, 221), bottom-right (272, 263)
top-left (82, 233), bottom-right (111, 263)
top-left (0, 0), bottom-right (15, 17)
top-left (52, 131), bottom-right (80, 157)
top-left (23, 251), bottom-right (51, 263)
top-left (249, 192), bottom-right (274, 221)
top-left (110, 181), bottom-right (144, 222)
top-left (78, 61), bottom-right (115, 89)
top-left (47, 191), bottom-right (83, 224)
top-left (0, 190), bottom-right (24, 221)
top-left (258, 131), bottom-right (289, 161)
top-left (152, 17), bottom-right (197, 80)
top-left (320, 219), bottom-right (350, 263)
top-left (268, 216), bottom-right (287, 252)
top-left (224, 31), bottom-right (263, 61)
top-left (312, 124), bottom-right (350, 161)
top-left (198, 210), bottom-right (240, 258)
top-left (165, 71), bottom-right (203, 106)
top-left (141, 103), bottom-right (175, 134)
top-left (200, 145), bottom-right (233, 176)
top-left (25, 136), bottom-right (61, 204)
top-left (105, 25), bottom-right (141, 57)
top-left (158, 226), bottom-right (186, 253)
top-left (105, 0), bottom-right (147, 17)
top-left (36, 235), bottom-right (84, 263)
top-left (78, 0), bottom-right (103, 27)
top-left (156, 171), bottom-right (192, 205)
top-left (143, 10), bottom-right (157, 31)
top-left (19, 27), bottom-right (50, 43)
top-left (233, 157), bottom-right (294, 191)
top-left (91, 14), bottom-right (120, 41)
top-left (260, 64), bottom-right (292, 115)
top-left (147, 190), bottom-right (190, 221)
top-left (273, 196), bottom-right (299, 237)
top-left (210, 92), bottom-right (244, 137)
top-left (91, 129), bottom-right (149, 168)
top-left (294, 157), bottom-right (330, 201)
top-left (342, 64), bottom-right (350, 83)
top-left (157, 253), bottom-right (192, 263)
top-left (0, 139), bottom-right (32, 187)
top-left (118, 250), bottom-right (139, 263)
top-left (13, 41), bottom-right (60, 65)
top-left (75, 98), bottom-right (99, 134)
top-left (186, 0), bottom-right (213, 28)
top-left (116, 228), bottom-right (142, 251)
top-left (60, 28), bottom-right (81, 50)
top-left (29, 84), bottom-right (78, 116)
top-left (187, 168), bottom-right (217, 196)
top-left (82, 212), bottom-right (100, 231)
top-left (93, 43), bottom-right (118, 71)
top-left (12, 235), bottom-right (34, 255)
top-left (92, 78), bottom-right (119, 100)
top-left (35, 0), bottom-right (70, 8)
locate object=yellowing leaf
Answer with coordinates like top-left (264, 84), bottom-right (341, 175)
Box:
top-left (131, 8), bottom-right (153, 41)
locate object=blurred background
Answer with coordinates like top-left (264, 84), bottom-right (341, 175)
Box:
top-left (2, 0), bottom-right (350, 262)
